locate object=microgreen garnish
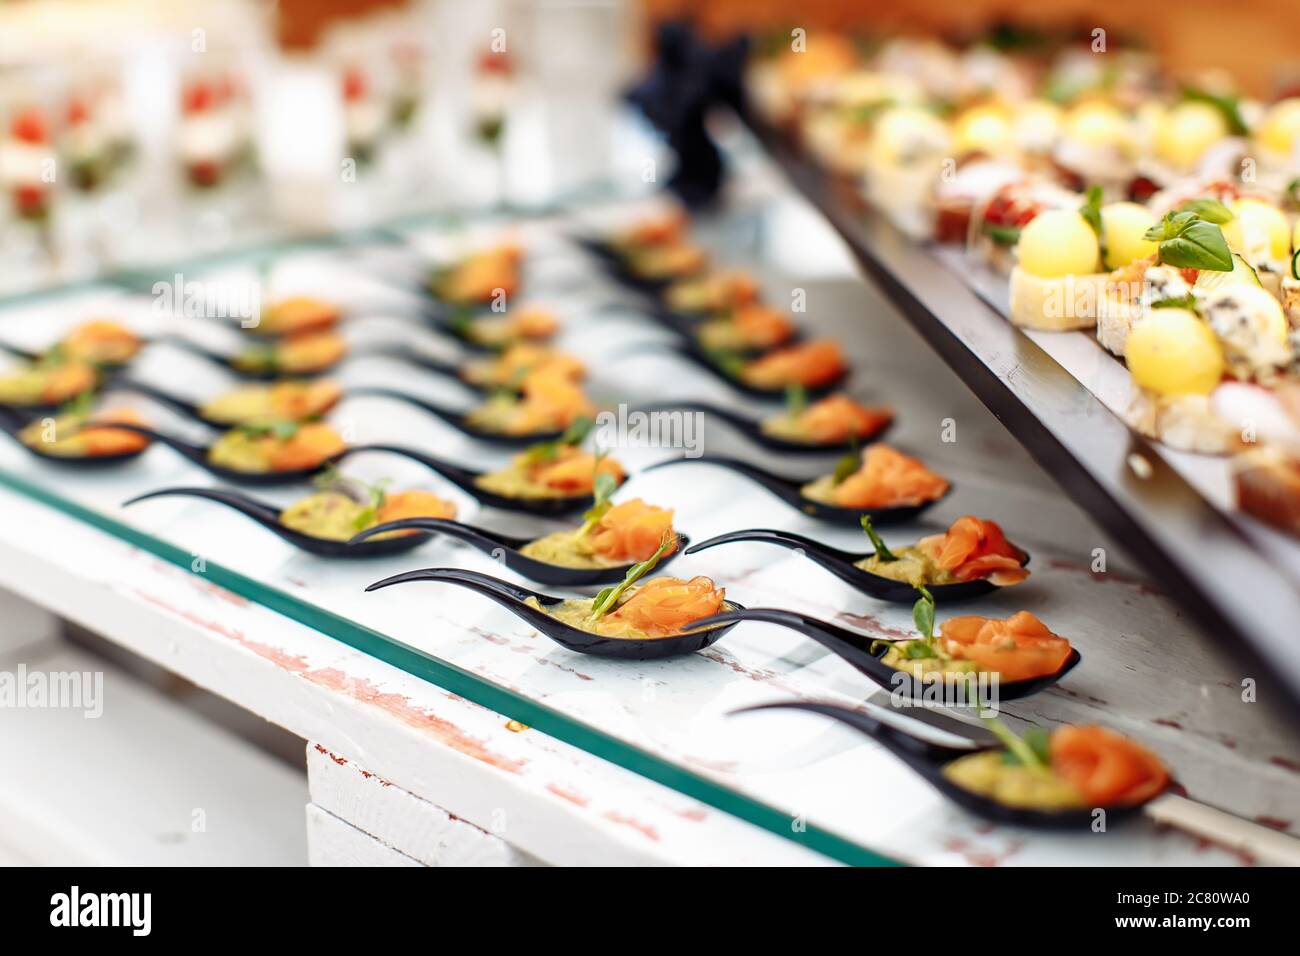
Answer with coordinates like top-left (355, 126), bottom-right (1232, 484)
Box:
top-left (351, 477), bottom-right (391, 530)
top-left (1150, 294), bottom-right (1199, 310)
top-left (519, 415), bottom-right (593, 464)
top-left (1142, 210), bottom-right (1233, 272)
top-left (588, 531), bottom-right (675, 622)
top-left (831, 443), bottom-right (860, 486)
top-left (58, 389), bottom-right (96, 421)
top-left (912, 585), bottom-right (935, 642)
top-left (860, 515), bottom-right (897, 562)
top-left (1078, 185), bottom-right (1103, 238)
top-left (237, 419), bottom-right (301, 441)
top-left (784, 383), bottom-right (808, 417)
top-left (576, 461), bottom-right (618, 538)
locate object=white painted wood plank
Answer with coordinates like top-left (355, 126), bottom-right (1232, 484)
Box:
top-left (0, 645), bottom-right (308, 866)
top-left (307, 742), bottom-right (542, 867)
top-left (306, 805), bottom-right (422, 867)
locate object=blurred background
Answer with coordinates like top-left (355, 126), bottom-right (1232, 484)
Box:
top-left (1, 0), bottom-right (1298, 295)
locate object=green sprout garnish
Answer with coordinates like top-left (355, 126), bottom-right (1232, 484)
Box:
top-left (588, 531), bottom-right (675, 622)
top-left (237, 419), bottom-right (300, 441)
top-left (831, 442), bottom-right (860, 486)
top-left (577, 463), bottom-right (618, 538)
top-left (897, 585), bottom-right (938, 659)
top-left (784, 383), bottom-right (808, 417)
top-left (860, 515), bottom-right (897, 562)
top-left (519, 415), bottom-right (594, 465)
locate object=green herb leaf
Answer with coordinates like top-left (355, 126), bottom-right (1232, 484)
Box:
top-left (982, 222), bottom-right (1022, 246)
top-left (1150, 294), bottom-right (1199, 310)
top-left (576, 467), bottom-right (618, 538)
top-left (860, 515), bottom-right (898, 562)
top-left (988, 718), bottom-right (1050, 770)
top-left (1178, 198), bottom-right (1234, 225)
top-left (519, 415), bottom-right (594, 465)
top-left (912, 585), bottom-right (935, 642)
top-left (588, 531), bottom-right (675, 622)
top-left (1181, 86), bottom-right (1248, 136)
top-left (1079, 184), bottom-right (1103, 237)
top-left (1158, 218), bottom-right (1234, 272)
top-left (902, 640), bottom-right (937, 660)
top-left (831, 449), bottom-right (860, 486)
top-left (784, 383), bottom-right (808, 417)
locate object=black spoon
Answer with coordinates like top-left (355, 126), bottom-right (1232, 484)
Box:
top-left (730, 701), bottom-right (1159, 829)
top-left (638, 400), bottom-right (891, 456)
top-left (88, 422), bottom-right (378, 486)
top-left (122, 487), bottom-right (433, 557)
top-left (350, 517), bottom-right (689, 586)
top-left (613, 340), bottom-right (847, 400)
top-left (364, 567), bottom-right (742, 660)
top-left (0, 406), bottom-right (149, 467)
top-left (0, 339), bottom-right (138, 372)
top-left (692, 607), bottom-right (1077, 701)
top-left (645, 456), bottom-right (947, 526)
top-left (685, 528), bottom-right (1024, 603)
top-left (345, 386), bottom-right (565, 447)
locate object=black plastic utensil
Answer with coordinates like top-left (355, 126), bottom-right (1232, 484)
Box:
top-left (638, 401), bottom-right (890, 456)
top-left (350, 517), bottom-right (688, 586)
top-left (686, 528), bottom-right (1024, 603)
top-left (645, 456), bottom-right (946, 526)
top-left (730, 700), bottom-right (1157, 829)
top-left (123, 486), bottom-right (433, 557)
top-left (0, 406), bottom-right (149, 467)
top-left (694, 607), bottom-right (1077, 701)
top-left (364, 567), bottom-right (741, 660)
top-left (346, 386), bottom-right (564, 447)
top-left (611, 340), bottom-right (846, 400)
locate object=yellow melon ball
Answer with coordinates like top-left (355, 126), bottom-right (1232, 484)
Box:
top-left (952, 105), bottom-right (1013, 156)
top-left (1101, 202), bottom-right (1159, 269)
top-left (870, 107), bottom-right (949, 164)
top-left (1256, 98), bottom-right (1300, 156)
top-left (1155, 102), bottom-right (1229, 169)
top-left (1062, 101), bottom-right (1130, 147)
top-left (1125, 309), bottom-right (1225, 396)
top-left (1017, 209), bottom-right (1102, 278)
top-left (1220, 198), bottom-right (1291, 262)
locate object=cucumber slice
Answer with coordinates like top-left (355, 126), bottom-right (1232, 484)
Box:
top-left (1193, 252), bottom-right (1262, 291)
top-left (1292, 247), bottom-right (1299, 281)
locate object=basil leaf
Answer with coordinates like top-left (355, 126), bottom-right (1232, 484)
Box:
top-left (1159, 219), bottom-right (1233, 272)
top-left (1181, 87), bottom-right (1248, 136)
top-left (1079, 185), bottom-right (1103, 238)
top-left (1178, 198), bottom-right (1234, 225)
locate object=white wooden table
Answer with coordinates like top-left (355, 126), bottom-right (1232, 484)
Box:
top-left (1, 191), bottom-right (1296, 866)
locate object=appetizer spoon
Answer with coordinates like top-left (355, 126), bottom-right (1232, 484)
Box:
top-left (685, 528), bottom-right (1023, 603)
top-left (611, 340), bottom-right (847, 400)
top-left (693, 607), bottom-right (1077, 701)
top-left (730, 701), bottom-right (1154, 829)
top-left (638, 400), bottom-right (889, 455)
top-left (149, 334), bottom-right (352, 381)
top-left (350, 517), bottom-right (689, 586)
top-left (0, 407), bottom-right (149, 467)
top-left (645, 456), bottom-right (947, 526)
top-left (123, 487), bottom-right (432, 557)
top-left (87, 422), bottom-right (377, 486)
top-left (364, 567), bottom-right (742, 660)
top-left (345, 386), bottom-right (565, 447)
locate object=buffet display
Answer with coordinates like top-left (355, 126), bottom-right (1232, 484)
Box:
top-left (745, 29), bottom-right (1300, 536)
top-left (4, 198), bottom-right (1279, 864)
